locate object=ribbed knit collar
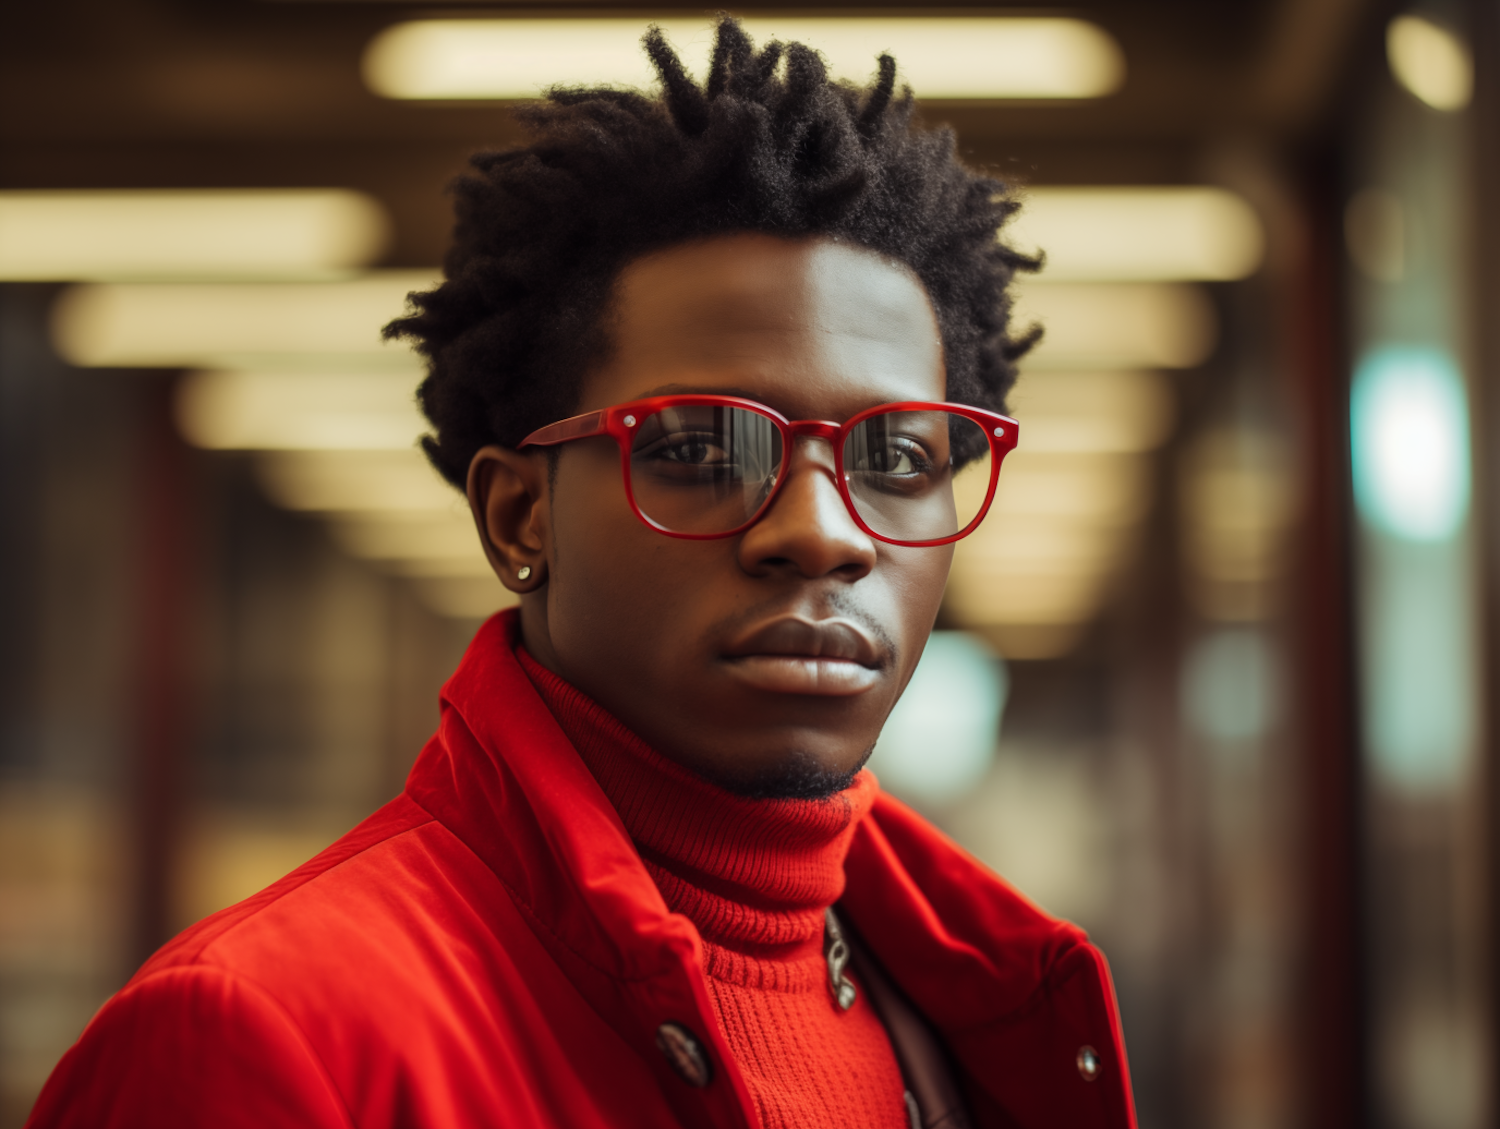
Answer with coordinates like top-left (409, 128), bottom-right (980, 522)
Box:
top-left (517, 645), bottom-right (875, 990)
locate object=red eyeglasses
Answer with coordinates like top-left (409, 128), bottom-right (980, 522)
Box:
top-left (519, 394), bottom-right (1019, 547)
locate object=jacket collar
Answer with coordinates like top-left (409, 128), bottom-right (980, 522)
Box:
top-left (405, 609), bottom-right (1136, 1129)
top-left (404, 610), bottom-right (757, 1129)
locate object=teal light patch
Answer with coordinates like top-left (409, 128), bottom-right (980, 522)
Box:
top-left (1350, 346), bottom-right (1470, 542)
top-left (870, 631), bottom-right (1007, 804)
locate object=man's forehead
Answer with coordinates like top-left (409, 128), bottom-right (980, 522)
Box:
top-left (624, 381), bottom-right (929, 421)
top-left (611, 234), bottom-right (941, 346)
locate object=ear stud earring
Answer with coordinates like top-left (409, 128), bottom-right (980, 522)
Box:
top-left (517, 566), bottom-right (532, 581)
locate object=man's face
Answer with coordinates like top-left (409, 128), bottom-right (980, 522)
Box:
top-left (505, 233), bottom-right (952, 796)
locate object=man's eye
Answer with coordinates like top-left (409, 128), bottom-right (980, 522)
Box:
top-left (863, 440), bottom-right (933, 475)
top-left (658, 435), bottom-right (729, 465)
top-left (882, 447), bottom-right (918, 474)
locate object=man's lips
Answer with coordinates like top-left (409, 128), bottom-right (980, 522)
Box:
top-left (720, 617), bottom-right (885, 696)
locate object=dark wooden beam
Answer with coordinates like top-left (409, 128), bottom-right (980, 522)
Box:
top-left (129, 376), bottom-right (195, 968)
top-left (1284, 149), bottom-right (1365, 1129)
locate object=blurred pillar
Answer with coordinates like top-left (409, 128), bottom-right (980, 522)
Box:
top-left (1286, 161), bottom-right (1364, 1129)
top-left (129, 376), bottom-right (193, 968)
top-left (1344, 19), bottom-right (1488, 1126)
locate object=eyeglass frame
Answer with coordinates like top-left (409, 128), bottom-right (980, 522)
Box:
top-left (517, 394), bottom-right (1020, 547)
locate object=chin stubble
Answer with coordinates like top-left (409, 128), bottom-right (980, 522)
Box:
top-left (712, 742), bottom-right (878, 801)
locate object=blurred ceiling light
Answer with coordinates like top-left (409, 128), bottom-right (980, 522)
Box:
top-left (363, 17), bottom-right (1124, 101)
top-left (1015, 188), bottom-right (1263, 281)
top-left (177, 370), bottom-right (424, 451)
top-left (1016, 283), bottom-right (1216, 369)
top-left (943, 384), bottom-right (1168, 655)
top-left (0, 190), bottom-right (390, 281)
top-left (256, 451), bottom-right (458, 514)
top-left (953, 520), bottom-right (1130, 573)
top-left (333, 515), bottom-right (482, 563)
top-left (50, 272), bottom-right (436, 368)
top-left (177, 374), bottom-right (423, 452)
top-left (943, 564), bottom-right (1112, 658)
top-left (1008, 371), bottom-right (1175, 453)
top-left (945, 568), bottom-right (1104, 626)
top-left (991, 454), bottom-right (1152, 523)
top-left (947, 500), bottom-right (1142, 629)
top-left (1387, 14), bottom-right (1472, 111)
top-left (256, 458), bottom-right (508, 622)
top-left (331, 513), bottom-right (516, 622)
top-left (973, 624), bottom-right (1084, 662)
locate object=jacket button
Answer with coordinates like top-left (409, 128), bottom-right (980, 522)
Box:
top-left (1077, 1045), bottom-right (1101, 1081)
top-left (656, 1022), bottom-right (713, 1088)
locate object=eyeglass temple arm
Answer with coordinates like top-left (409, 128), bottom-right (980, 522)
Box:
top-left (518, 410), bottom-right (608, 449)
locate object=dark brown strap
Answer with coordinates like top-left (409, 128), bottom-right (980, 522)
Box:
top-left (838, 912), bottom-right (973, 1129)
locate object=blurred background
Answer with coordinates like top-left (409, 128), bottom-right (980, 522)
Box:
top-left (0, 1), bottom-right (1495, 1126)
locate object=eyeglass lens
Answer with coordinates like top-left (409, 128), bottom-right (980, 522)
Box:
top-left (628, 405), bottom-right (994, 543)
top-left (629, 406), bottom-right (784, 535)
top-left (843, 410), bottom-right (993, 543)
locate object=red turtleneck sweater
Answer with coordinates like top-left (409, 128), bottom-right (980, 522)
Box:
top-left (518, 647), bottom-right (909, 1129)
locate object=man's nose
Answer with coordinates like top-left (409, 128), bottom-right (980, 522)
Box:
top-left (736, 437), bottom-right (878, 580)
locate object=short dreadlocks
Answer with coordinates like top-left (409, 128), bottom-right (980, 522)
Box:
top-left (386, 16), bottom-right (1039, 488)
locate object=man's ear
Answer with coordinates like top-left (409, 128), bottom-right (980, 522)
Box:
top-left (466, 445), bottom-right (550, 593)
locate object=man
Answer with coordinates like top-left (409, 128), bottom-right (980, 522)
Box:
top-left (29, 19), bottom-right (1135, 1129)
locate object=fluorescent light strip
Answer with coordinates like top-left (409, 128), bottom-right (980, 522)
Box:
top-left (1015, 283), bottom-right (1217, 369)
top-left (1016, 188), bottom-right (1264, 281)
top-left (177, 370), bottom-right (425, 451)
top-left (363, 17), bottom-right (1124, 101)
top-left (0, 190), bottom-right (391, 281)
top-left (179, 367), bottom-right (1169, 459)
top-left (50, 273), bottom-right (436, 367)
top-left (953, 523), bottom-right (1129, 571)
top-left (255, 451), bottom-right (458, 515)
top-left (1007, 372), bottom-right (1175, 454)
top-left (53, 278), bottom-right (1214, 377)
top-left (333, 514), bottom-right (482, 563)
top-left (989, 454), bottom-right (1153, 523)
top-left (946, 569), bottom-right (1107, 624)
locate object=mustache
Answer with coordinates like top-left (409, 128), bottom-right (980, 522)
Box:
top-left (708, 589), bottom-right (899, 670)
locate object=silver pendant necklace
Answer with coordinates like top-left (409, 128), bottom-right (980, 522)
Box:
top-left (824, 907), bottom-right (858, 1011)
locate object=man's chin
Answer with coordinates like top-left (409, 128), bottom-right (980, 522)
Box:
top-left (703, 744), bottom-right (876, 802)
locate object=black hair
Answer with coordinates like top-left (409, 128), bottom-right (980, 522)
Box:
top-left (385, 16), bottom-right (1039, 488)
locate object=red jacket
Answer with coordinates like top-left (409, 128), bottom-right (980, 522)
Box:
top-left (29, 612), bottom-right (1136, 1128)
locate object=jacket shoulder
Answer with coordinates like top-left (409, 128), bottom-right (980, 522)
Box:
top-left (144, 793), bottom-right (437, 974)
top-left (33, 790), bottom-right (680, 1129)
top-left (26, 964), bottom-right (353, 1129)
